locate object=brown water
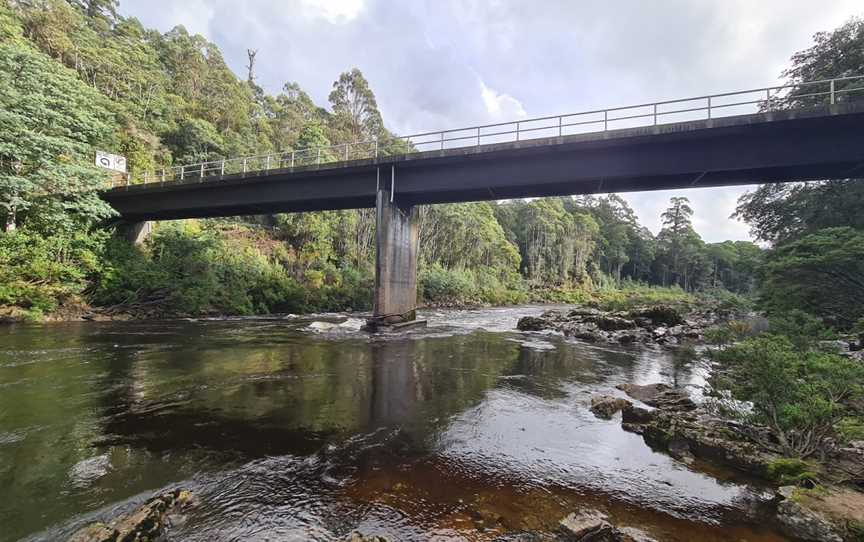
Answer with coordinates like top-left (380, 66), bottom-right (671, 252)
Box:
top-left (0, 306), bottom-right (788, 541)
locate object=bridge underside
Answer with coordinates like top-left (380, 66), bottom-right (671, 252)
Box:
top-left (103, 103), bottom-right (864, 324)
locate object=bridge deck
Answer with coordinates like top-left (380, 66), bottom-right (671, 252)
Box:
top-left (104, 103), bottom-right (864, 221)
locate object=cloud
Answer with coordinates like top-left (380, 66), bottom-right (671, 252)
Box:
top-left (119, 0), bottom-right (863, 242)
top-left (300, 0), bottom-right (365, 23)
top-left (479, 78), bottom-right (527, 121)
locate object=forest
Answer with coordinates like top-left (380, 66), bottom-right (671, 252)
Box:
top-left (0, 0), bottom-right (862, 330)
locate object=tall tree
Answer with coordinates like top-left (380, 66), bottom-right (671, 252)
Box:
top-left (656, 197), bottom-right (698, 288)
top-left (328, 68), bottom-right (383, 143)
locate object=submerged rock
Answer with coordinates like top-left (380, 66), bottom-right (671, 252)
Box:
top-left (589, 395), bottom-right (631, 419)
top-left (68, 488), bottom-right (196, 542)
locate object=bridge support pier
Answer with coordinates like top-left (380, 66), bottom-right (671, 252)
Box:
top-left (368, 186), bottom-right (418, 329)
top-left (121, 221), bottom-right (152, 245)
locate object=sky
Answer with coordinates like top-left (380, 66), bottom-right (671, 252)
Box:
top-left (120, 0), bottom-right (862, 242)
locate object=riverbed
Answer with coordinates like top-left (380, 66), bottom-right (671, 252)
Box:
top-left (0, 306), bottom-right (788, 541)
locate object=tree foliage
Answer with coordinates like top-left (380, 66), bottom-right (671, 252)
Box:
top-left (712, 334), bottom-right (864, 458)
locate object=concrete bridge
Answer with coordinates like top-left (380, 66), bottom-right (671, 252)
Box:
top-left (103, 77), bottom-right (864, 327)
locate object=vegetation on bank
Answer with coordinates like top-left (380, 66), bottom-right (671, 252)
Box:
top-left (0, 2), bottom-right (863, 334)
top-left (0, 0), bottom-right (768, 322)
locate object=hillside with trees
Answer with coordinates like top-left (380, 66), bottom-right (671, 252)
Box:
top-left (0, 0), bottom-right (859, 326)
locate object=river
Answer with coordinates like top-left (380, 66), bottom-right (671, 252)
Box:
top-left (0, 306), bottom-right (788, 541)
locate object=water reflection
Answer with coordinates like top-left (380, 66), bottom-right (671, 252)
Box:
top-left (0, 310), bottom-right (787, 541)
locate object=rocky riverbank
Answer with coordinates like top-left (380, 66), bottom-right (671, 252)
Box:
top-left (588, 382), bottom-right (864, 542)
top-left (516, 305), bottom-right (720, 345)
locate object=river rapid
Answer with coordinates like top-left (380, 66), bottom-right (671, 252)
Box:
top-left (0, 306), bottom-right (789, 541)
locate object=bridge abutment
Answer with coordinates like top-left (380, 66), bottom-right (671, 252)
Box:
top-left (369, 187), bottom-right (418, 328)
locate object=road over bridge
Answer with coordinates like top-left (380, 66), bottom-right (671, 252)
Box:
top-left (102, 78), bottom-right (864, 327)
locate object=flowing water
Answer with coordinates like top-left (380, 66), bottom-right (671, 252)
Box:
top-left (0, 306), bottom-right (789, 541)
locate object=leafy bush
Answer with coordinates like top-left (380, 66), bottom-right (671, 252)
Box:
top-left (712, 335), bottom-right (864, 457)
top-left (837, 417), bottom-right (864, 443)
top-left (768, 309), bottom-right (836, 351)
top-left (766, 458), bottom-right (821, 486)
top-left (700, 288), bottom-right (755, 315)
top-left (93, 225), bottom-right (307, 316)
top-left (593, 283), bottom-right (695, 312)
top-left (419, 264), bottom-right (527, 306)
top-left (0, 229), bottom-right (106, 318)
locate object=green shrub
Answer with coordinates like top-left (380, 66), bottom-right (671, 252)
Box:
top-left (594, 283), bottom-right (695, 311)
top-left (712, 335), bottom-right (864, 457)
top-left (0, 229), bottom-right (106, 318)
top-left (93, 225), bottom-right (309, 316)
top-left (766, 458), bottom-right (820, 486)
top-left (768, 309), bottom-right (836, 350)
top-left (837, 417), bottom-right (864, 443)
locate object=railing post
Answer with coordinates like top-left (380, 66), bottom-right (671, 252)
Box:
top-left (200, 162), bottom-right (204, 181)
top-left (558, 116), bottom-right (563, 137)
top-left (180, 166), bottom-right (185, 180)
top-left (317, 148), bottom-right (321, 165)
top-left (604, 110), bottom-right (608, 131)
top-left (266, 154), bottom-right (270, 170)
top-left (345, 143), bottom-right (349, 161)
top-left (161, 168), bottom-right (165, 183)
top-left (440, 131), bottom-right (444, 150)
top-left (516, 122), bottom-right (520, 142)
top-left (653, 103), bottom-right (658, 125)
top-left (477, 127), bottom-right (481, 146)
top-left (830, 79), bottom-right (836, 105)
top-left (220, 160), bottom-right (225, 177)
top-left (766, 88), bottom-right (771, 111)
top-left (242, 158), bottom-right (247, 174)
top-left (374, 138), bottom-right (379, 159)
top-left (291, 151), bottom-right (295, 168)
top-left (707, 96), bottom-right (712, 119)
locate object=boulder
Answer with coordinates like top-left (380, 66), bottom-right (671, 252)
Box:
top-left (592, 316), bottom-right (636, 332)
top-left (615, 383), bottom-right (671, 405)
top-left (518, 316), bottom-right (551, 331)
top-left (568, 307), bottom-right (603, 318)
top-left (590, 395), bottom-right (631, 419)
top-left (627, 305), bottom-right (685, 327)
top-left (558, 510), bottom-right (617, 541)
top-left (68, 489), bottom-right (196, 542)
top-left (621, 403), bottom-right (654, 426)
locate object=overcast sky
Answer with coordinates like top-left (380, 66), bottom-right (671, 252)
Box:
top-left (120, 0), bottom-right (861, 242)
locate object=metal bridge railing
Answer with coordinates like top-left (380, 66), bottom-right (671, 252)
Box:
top-left (115, 74), bottom-right (864, 188)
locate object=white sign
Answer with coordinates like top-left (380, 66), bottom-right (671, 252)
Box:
top-left (95, 151), bottom-right (127, 173)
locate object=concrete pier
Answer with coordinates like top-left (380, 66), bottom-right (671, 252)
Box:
top-left (370, 187), bottom-right (418, 327)
top-left (121, 221), bottom-right (152, 245)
